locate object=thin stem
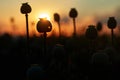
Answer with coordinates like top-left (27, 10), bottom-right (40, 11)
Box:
top-left (58, 22), bottom-right (61, 38)
top-left (25, 14), bottom-right (30, 57)
top-left (111, 29), bottom-right (114, 46)
top-left (73, 18), bottom-right (76, 37)
top-left (43, 32), bottom-right (47, 57)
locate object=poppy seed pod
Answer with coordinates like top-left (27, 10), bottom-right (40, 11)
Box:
top-left (26, 65), bottom-right (46, 80)
top-left (85, 25), bottom-right (98, 40)
top-left (36, 18), bottom-right (52, 33)
top-left (96, 22), bottom-right (102, 31)
top-left (91, 51), bottom-right (109, 65)
top-left (107, 17), bottom-right (117, 29)
top-left (54, 13), bottom-right (60, 23)
top-left (20, 3), bottom-right (32, 14)
top-left (69, 8), bottom-right (78, 18)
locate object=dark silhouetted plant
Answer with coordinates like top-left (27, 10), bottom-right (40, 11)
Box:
top-left (20, 2), bottom-right (32, 56)
top-left (54, 13), bottom-right (61, 37)
top-left (96, 22), bottom-right (102, 31)
top-left (85, 25), bottom-right (98, 40)
top-left (36, 18), bottom-right (52, 56)
top-left (85, 25), bottom-right (98, 54)
top-left (107, 17), bottom-right (117, 46)
top-left (69, 8), bottom-right (78, 37)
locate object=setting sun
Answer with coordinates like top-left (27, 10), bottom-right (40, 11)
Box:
top-left (38, 13), bottom-right (51, 21)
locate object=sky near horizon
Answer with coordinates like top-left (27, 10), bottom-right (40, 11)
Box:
top-left (0, 0), bottom-right (120, 36)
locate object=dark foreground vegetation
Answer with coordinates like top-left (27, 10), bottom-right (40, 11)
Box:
top-left (0, 33), bottom-right (120, 80)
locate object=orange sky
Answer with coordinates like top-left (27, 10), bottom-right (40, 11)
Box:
top-left (0, 0), bottom-right (120, 37)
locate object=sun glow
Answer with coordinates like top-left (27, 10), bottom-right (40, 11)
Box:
top-left (38, 13), bottom-right (51, 21)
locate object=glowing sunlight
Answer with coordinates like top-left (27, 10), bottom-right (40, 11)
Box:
top-left (38, 13), bottom-right (51, 21)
